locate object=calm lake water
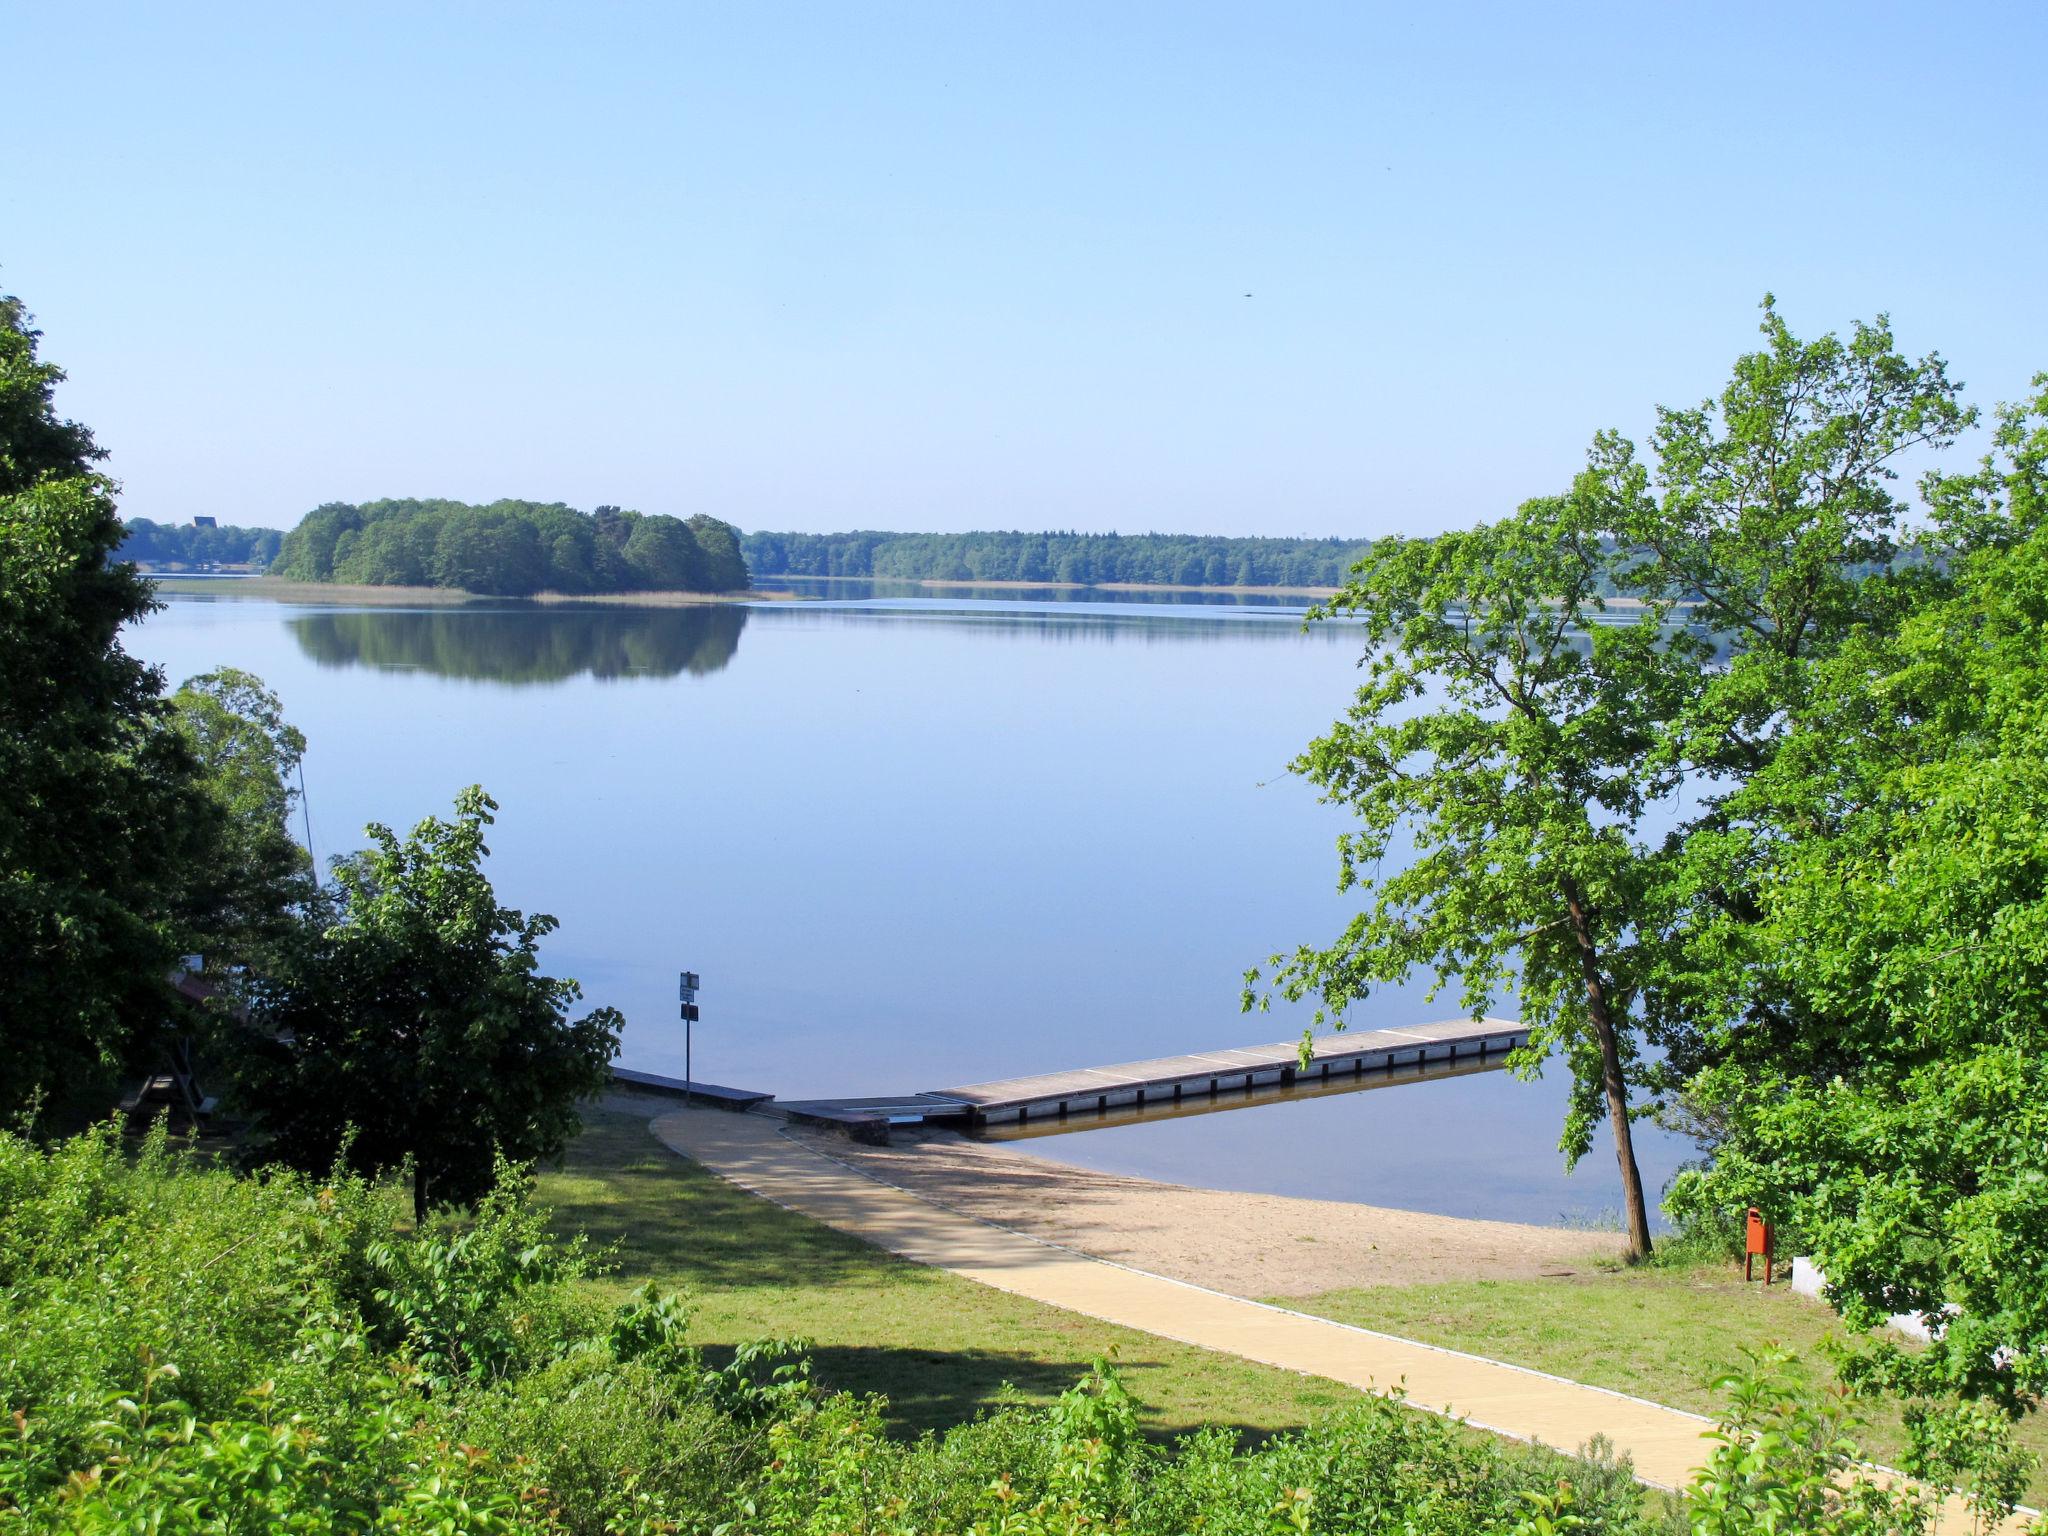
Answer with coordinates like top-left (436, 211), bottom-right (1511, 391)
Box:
top-left (131, 587), bottom-right (1694, 1226)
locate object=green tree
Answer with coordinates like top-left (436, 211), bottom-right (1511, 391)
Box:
top-left (1248, 493), bottom-right (1696, 1257)
top-left (165, 668), bottom-right (314, 972)
top-left (241, 786), bottom-right (621, 1219)
top-left (1598, 303), bottom-right (1973, 1090)
top-left (0, 294), bottom-right (197, 1114)
top-left (1668, 383), bottom-right (2048, 1416)
top-left (622, 514), bottom-right (704, 590)
top-left (1259, 303), bottom-right (1976, 1263)
top-left (686, 512), bottom-right (750, 591)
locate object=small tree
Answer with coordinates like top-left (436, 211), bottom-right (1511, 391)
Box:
top-left (1249, 491), bottom-right (1698, 1258)
top-left (243, 786), bottom-right (621, 1218)
top-left (166, 668), bottom-right (315, 973)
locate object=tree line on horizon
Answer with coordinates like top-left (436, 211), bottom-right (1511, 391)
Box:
top-left (119, 516), bottom-right (283, 568)
top-left (741, 528), bottom-right (1376, 587)
top-left (268, 498), bottom-right (750, 596)
top-left (121, 517), bottom-right (1376, 592)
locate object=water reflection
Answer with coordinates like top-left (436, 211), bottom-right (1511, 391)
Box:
top-left (290, 605), bottom-right (747, 682)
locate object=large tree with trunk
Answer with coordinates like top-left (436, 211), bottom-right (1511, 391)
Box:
top-left (1259, 301), bottom-right (1973, 1261)
top-left (1249, 491), bottom-right (1697, 1257)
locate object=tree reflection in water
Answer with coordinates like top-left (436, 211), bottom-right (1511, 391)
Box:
top-left (288, 604), bottom-right (746, 683)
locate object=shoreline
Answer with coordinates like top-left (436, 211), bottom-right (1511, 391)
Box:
top-left (143, 574), bottom-right (787, 607)
top-left (772, 1118), bottom-right (1624, 1294)
top-left (144, 572), bottom-right (1331, 607)
top-left (757, 572), bottom-right (1343, 599)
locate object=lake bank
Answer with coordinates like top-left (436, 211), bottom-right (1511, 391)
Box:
top-left (144, 574), bottom-right (782, 606)
top-left (786, 1120), bottom-right (1624, 1292)
top-left (752, 571), bottom-right (1344, 599)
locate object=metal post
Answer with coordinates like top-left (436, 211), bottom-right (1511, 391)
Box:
top-left (679, 971), bottom-right (701, 1107)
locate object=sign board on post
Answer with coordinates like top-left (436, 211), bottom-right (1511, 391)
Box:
top-left (680, 971), bottom-right (702, 1105)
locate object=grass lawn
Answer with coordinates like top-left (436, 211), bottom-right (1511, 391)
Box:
top-left (1278, 1267), bottom-right (2048, 1502)
top-left (539, 1108), bottom-right (1360, 1441)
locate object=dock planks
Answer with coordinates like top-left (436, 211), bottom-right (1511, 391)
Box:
top-left (938, 1017), bottom-right (1524, 1123)
top-left (775, 1018), bottom-right (1526, 1140)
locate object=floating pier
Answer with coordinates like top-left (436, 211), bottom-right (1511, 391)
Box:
top-left (774, 1017), bottom-right (1526, 1143)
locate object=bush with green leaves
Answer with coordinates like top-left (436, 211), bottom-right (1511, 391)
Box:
top-left (2, 1124), bottom-right (2028, 1535)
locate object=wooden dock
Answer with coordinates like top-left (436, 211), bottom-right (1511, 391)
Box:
top-left (775, 1017), bottom-right (1526, 1141)
top-left (940, 1017), bottom-right (1525, 1124)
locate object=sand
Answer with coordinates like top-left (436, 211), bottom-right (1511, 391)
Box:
top-left (784, 1124), bottom-right (1624, 1296)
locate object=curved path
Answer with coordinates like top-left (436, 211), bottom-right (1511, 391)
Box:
top-left (648, 1106), bottom-right (2019, 1532)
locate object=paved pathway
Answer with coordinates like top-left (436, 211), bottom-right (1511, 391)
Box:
top-left (647, 1106), bottom-right (2021, 1532)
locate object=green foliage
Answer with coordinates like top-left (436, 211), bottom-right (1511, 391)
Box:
top-left (1260, 300), bottom-right (1984, 1263)
top-left (6, 1123), bottom-right (2018, 1536)
top-left (1685, 1350), bottom-right (1941, 1536)
top-left (0, 293), bottom-right (207, 1115)
top-left (1665, 382), bottom-right (2048, 1415)
top-left (165, 667), bottom-right (315, 971)
top-left (271, 499), bottom-right (749, 595)
top-left (119, 517), bottom-right (284, 568)
top-left (741, 528), bottom-right (1374, 589)
top-left (363, 1166), bottom-right (597, 1390)
top-left (239, 786), bottom-right (622, 1218)
top-left (16, 1368), bottom-right (562, 1536)
top-left (1248, 491), bottom-right (1699, 1257)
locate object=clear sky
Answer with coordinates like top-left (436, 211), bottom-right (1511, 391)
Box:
top-left (6, 2), bottom-right (2042, 537)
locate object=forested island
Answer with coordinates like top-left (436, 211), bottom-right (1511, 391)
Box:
top-left (268, 498), bottom-right (751, 596)
top-left (742, 528), bottom-right (1373, 588)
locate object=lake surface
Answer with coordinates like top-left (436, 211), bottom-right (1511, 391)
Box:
top-left (131, 588), bottom-right (1695, 1226)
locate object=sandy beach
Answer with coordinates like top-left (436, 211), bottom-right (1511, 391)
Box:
top-left (780, 1121), bottom-right (1624, 1296)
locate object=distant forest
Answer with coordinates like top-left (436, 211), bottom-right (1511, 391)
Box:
top-left (271, 499), bottom-right (750, 596)
top-left (120, 518), bottom-right (283, 568)
top-left (741, 530), bottom-right (1374, 588)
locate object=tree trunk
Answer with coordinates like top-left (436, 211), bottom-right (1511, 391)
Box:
top-left (1560, 884), bottom-right (1655, 1261)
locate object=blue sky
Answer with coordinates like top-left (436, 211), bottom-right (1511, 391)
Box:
top-left (6, 2), bottom-right (2042, 536)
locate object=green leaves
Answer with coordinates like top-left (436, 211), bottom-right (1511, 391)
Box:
top-left (1260, 493), bottom-right (1693, 1254)
top-left (1266, 302), bottom-right (2005, 1270)
top-left (240, 786), bottom-right (622, 1219)
top-left (0, 292), bottom-right (204, 1115)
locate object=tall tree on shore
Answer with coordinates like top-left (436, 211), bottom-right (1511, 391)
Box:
top-left (1248, 493), bottom-right (1697, 1258)
top-left (0, 294), bottom-right (195, 1114)
top-left (1259, 301), bottom-right (1974, 1262)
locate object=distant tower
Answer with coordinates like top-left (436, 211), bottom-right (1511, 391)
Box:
top-left (192, 515), bottom-right (217, 529)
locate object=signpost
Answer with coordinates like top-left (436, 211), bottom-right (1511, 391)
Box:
top-left (679, 972), bottom-right (701, 1104)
